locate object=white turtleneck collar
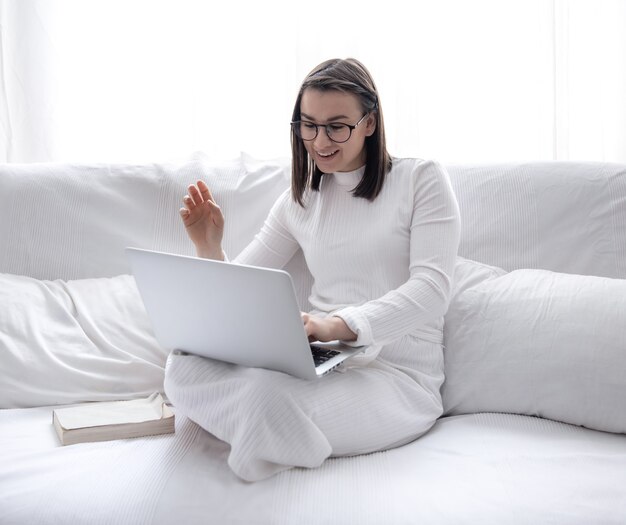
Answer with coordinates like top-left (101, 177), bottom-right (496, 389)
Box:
top-left (330, 165), bottom-right (366, 187)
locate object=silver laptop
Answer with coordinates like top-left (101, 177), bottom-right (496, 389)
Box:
top-left (126, 247), bottom-right (364, 380)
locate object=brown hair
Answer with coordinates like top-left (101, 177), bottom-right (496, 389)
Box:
top-left (290, 58), bottom-right (392, 206)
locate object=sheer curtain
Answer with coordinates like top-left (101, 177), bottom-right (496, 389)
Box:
top-left (1, 0), bottom-right (625, 164)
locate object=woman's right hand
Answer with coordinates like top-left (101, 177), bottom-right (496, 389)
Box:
top-left (180, 180), bottom-right (225, 260)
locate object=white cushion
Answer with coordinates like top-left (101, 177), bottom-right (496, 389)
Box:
top-left (0, 273), bottom-right (167, 408)
top-left (3, 159), bottom-right (625, 282)
top-left (447, 162), bottom-right (626, 279)
top-left (0, 152), bottom-right (290, 280)
top-left (442, 268), bottom-right (626, 434)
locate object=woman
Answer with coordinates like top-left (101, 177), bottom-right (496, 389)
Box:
top-left (166, 58), bottom-right (461, 481)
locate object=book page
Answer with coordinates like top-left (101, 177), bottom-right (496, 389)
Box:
top-left (54, 393), bottom-right (166, 430)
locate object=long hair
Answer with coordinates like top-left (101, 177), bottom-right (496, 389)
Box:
top-left (290, 58), bottom-right (392, 207)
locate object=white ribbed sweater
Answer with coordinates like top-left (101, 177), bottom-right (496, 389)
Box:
top-left (235, 157), bottom-right (461, 348)
top-left (166, 157), bottom-right (462, 481)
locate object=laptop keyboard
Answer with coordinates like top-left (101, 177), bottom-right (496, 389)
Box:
top-left (310, 345), bottom-right (341, 367)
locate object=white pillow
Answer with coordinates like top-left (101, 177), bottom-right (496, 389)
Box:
top-left (446, 162), bottom-right (626, 279)
top-left (442, 269), bottom-right (626, 434)
top-left (0, 153), bottom-right (291, 281)
top-left (0, 273), bottom-right (168, 408)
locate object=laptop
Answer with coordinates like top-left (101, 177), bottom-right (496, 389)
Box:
top-left (126, 247), bottom-right (364, 380)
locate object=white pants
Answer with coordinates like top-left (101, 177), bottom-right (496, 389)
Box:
top-left (164, 336), bottom-right (444, 481)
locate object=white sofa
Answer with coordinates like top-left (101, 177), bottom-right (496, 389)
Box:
top-left (1, 153), bottom-right (625, 524)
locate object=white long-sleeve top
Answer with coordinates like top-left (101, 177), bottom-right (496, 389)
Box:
top-left (234, 158), bottom-right (461, 349)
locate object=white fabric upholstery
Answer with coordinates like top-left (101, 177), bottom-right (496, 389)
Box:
top-left (2, 408), bottom-right (626, 524)
top-left (0, 152), bottom-right (291, 280)
top-left (0, 273), bottom-right (167, 408)
top-left (2, 158), bottom-right (624, 294)
top-left (447, 162), bottom-right (626, 278)
top-left (443, 268), bottom-right (626, 433)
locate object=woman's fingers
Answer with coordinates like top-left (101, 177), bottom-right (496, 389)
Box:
top-left (180, 181), bottom-right (223, 230)
top-left (182, 194), bottom-right (195, 211)
top-left (197, 180), bottom-right (213, 202)
top-left (183, 183), bottom-right (207, 210)
top-left (301, 312), bottom-right (313, 338)
top-left (188, 184), bottom-right (204, 207)
top-left (186, 181), bottom-right (217, 209)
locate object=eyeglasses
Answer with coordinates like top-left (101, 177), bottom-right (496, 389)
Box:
top-left (291, 113), bottom-right (369, 144)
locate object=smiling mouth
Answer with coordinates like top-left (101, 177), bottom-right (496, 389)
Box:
top-left (317, 150), bottom-right (339, 159)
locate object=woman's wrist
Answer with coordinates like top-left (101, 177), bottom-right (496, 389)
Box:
top-left (196, 245), bottom-right (225, 261)
top-left (331, 316), bottom-right (357, 342)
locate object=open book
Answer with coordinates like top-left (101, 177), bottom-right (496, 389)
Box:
top-left (53, 393), bottom-right (175, 446)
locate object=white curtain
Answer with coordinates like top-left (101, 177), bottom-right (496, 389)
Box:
top-left (1, 0), bottom-right (625, 164)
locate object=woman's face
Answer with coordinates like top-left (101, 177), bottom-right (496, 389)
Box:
top-left (299, 88), bottom-right (376, 173)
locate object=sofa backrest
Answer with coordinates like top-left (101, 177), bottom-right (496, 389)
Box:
top-left (0, 152), bottom-right (314, 309)
top-left (0, 153), bottom-right (281, 276)
top-left (1, 155), bottom-right (625, 305)
top-left (447, 161), bottom-right (626, 279)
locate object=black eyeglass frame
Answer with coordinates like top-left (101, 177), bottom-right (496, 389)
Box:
top-left (291, 113), bottom-right (370, 144)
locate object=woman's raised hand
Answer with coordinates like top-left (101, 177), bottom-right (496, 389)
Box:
top-left (180, 180), bottom-right (225, 260)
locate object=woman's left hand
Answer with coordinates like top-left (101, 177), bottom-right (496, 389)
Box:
top-left (301, 313), bottom-right (357, 343)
